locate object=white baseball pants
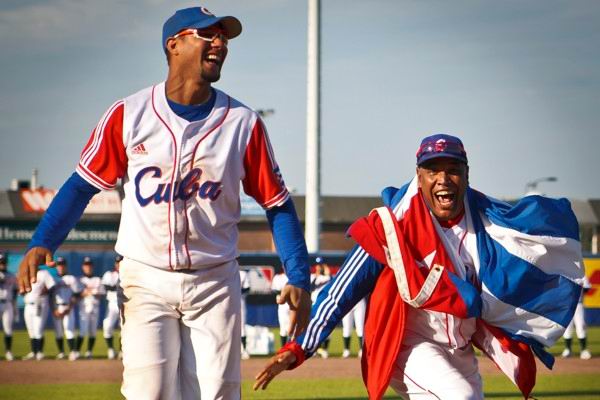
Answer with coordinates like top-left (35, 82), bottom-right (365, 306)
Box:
top-left (24, 297), bottom-right (49, 340)
top-left (79, 304), bottom-right (100, 338)
top-left (0, 302), bottom-right (14, 336)
top-left (240, 296), bottom-right (247, 337)
top-left (53, 305), bottom-right (77, 339)
top-left (103, 301), bottom-right (120, 338)
top-left (563, 302), bottom-right (586, 339)
top-left (389, 339), bottom-right (483, 400)
top-left (342, 298), bottom-right (366, 338)
top-left (119, 258), bottom-right (241, 400)
top-left (277, 303), bottom-right (290, 337)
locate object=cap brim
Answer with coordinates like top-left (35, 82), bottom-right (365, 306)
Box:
top-left (417, 153), bottom-right (468, 166)
top-left (189, 15), bottom-right (242, 39)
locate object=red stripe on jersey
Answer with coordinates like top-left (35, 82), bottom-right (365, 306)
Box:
top-left (151, 85), bottom-right (178, 270)
top-left (185, 96), bottom-right (231, 268)
top-left (78, 102), bottom-right (127, 190)
top-left (81, 101), bottom-right (123, 166)
top-left (242, 118), bottom-right (289, 209)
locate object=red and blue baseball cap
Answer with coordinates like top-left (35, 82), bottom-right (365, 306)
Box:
top-left (416, 134), bottom-right (468, 166)
top-left (162, 6), bottom-right (242, 50)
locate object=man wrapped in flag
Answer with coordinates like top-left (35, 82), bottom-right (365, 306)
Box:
top-left (254, 134), bottom-right (585, 399)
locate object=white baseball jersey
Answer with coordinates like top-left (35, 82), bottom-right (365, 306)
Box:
top-left (101, 270), bottom-right (120, 304)
top-left (403, 215), bottom-right (478, 349)
top-left (80, 276), bottom-right (105, 312)
top-left (310, 273), bottom-right (331, 303)
top-left (271, 273), bottom-right (290, 335)
top-left (76, 83), bottom-right (289, 270)
top-left (270, 273), bottom-right (288, 294)
top-left (53, 275), bottom-right (81, 306)
top-left (0, 271), bottom-right (17, 302)
top-left (23, 269), bottom-right (56, 304)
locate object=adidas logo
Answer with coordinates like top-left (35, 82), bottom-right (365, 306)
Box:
top-left (132, 143), bottom-right (147, 155)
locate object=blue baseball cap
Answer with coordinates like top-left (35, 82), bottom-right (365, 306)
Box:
top-left (162, 6), bottom-right (242, 50)
top-left (56, 256), bottom-right (67, 265)
top-left (416, 134), bottom-right (468, 166)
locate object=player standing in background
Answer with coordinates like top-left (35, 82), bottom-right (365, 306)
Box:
top-left (341, 297), bottom-right (366, 358)
top-left (17, 5), bottom-right (311, 399)
top-left (0, 254), bottom-right (17, 361)
top-left (22, 268), bottom-right (55, 360)
top-left (102, 255), bottom-right (122, 360)
top-left (311, 257), bottom-right (331, 358)
top-left (50, 256), bottom-right (82, 361)
top-left (562, 273), bottom-right (592, 360)
top-left (239, 268), bottom-right (251, 360)
top-left (78, 257), bottom-right (105, 359)
top-left (271, 269), bottom-right (290, 348)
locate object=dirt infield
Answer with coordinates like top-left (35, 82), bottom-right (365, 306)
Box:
top-left (1, 356), bottom-right (598, 385)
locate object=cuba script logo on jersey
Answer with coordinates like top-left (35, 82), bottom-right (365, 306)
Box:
top-left (135, 166), bottom-right (222, 207)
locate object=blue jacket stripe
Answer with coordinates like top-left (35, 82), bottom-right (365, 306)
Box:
top-left (301, 247), bottom-right (368, 352)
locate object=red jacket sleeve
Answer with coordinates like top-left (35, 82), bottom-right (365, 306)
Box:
top-left (76, 101), bottom-right (127, 190)
top-left (242, 118), bottom-right (289, 209)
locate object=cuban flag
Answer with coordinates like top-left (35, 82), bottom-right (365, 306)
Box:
top-left (348, 177), bottom-right (584, 399)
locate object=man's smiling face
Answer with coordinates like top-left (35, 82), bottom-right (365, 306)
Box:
top-left (417, 157), bottom-right (469, 221)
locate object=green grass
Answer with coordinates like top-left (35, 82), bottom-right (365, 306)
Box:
top-left (2, 375), bottom-right (599, 400)
top-left (2, 327), bottom-right (600, 399)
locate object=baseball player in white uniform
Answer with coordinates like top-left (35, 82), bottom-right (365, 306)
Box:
top-left (310, 257), bottom-right (331, 358)
top-left (0, 254), bottom-right (17, 361)
top-left (240, 268), bottom-right (251, 360)
top-left (79, 257), bottom-right (105, 359)
top-left (562, 274), bottom-right (592, 359)
top-left (23, 268), bottom-right (55, 360)
top-left (50, 256), bottom-right (82, 360)
top-left (18, 6), bottom-right (311, 399)
top-left (102, 255), bottom-right (122, 360)
top-left (341, 297), bottom-right (366, 358)
top-left (271, 270), bottom-right (291, 347)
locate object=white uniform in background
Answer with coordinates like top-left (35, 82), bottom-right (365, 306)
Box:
top-left (79, 275), bottom-right (105, 347)
top-left (240, 269), bottom-right (251, 360)
top-left (562, 275), bottom-right (592, 360)
top-left (0, 268), bottom-right (17, 360)
top-left (310, 272), bottom-right (331, 303)
top-left (52, 273), bottom-right (82, 358)
top-left (102, 268), bottom-right (120, 359)
top-left (341, 297), bottom-right (367, 357)
top-left (23, 269), bottom-right (55, 360)
top-left (271, 273), bottom-right (290, 341)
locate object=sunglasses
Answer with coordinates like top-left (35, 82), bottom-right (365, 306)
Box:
top-left (416, 141), bottom-right (466, 159)
top-left (173, 28), bottom-right (229, 46)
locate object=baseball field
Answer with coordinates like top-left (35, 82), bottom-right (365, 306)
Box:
top-left (1, 327), bottom-right (599, 399)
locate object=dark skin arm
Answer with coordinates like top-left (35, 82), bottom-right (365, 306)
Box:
top-left (253, 350), bottom-right (296, 390)
top-left (17, 247), bottom-right (54, 293)
top-left (277, 285), bottom-right (311, 339)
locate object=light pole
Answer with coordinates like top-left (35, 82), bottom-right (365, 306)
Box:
top-left (524, 176), bottom-right (557, 196)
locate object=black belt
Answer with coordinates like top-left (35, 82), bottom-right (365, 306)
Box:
top-left (0, 299), bottom-right (6, 303)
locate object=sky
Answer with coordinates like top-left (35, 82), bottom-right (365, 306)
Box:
top-left (1, 0), bottom-right (599, 200)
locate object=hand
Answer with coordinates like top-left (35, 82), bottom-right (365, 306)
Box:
top-left (277, 284), bottom-right (311, 339)
top-left (53, 310), bottom-right (62, 318)
top-left (253, 350), bottom-right (296, 391)
top-left (17, 247), bottom-right (54, 294)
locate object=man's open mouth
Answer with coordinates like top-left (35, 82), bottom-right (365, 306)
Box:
top-left (434, 190), bottom-right (455, 207)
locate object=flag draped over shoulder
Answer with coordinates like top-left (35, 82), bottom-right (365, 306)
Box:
top-left (347, 177), bottom-right (584, 399)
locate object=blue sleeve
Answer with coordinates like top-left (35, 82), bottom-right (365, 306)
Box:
top-left (295, 245), bottom-right (385, 357)
top-left (29, 172), bottom-right (100, 252)
top-left (265, 198), bottom-right (310, 292)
